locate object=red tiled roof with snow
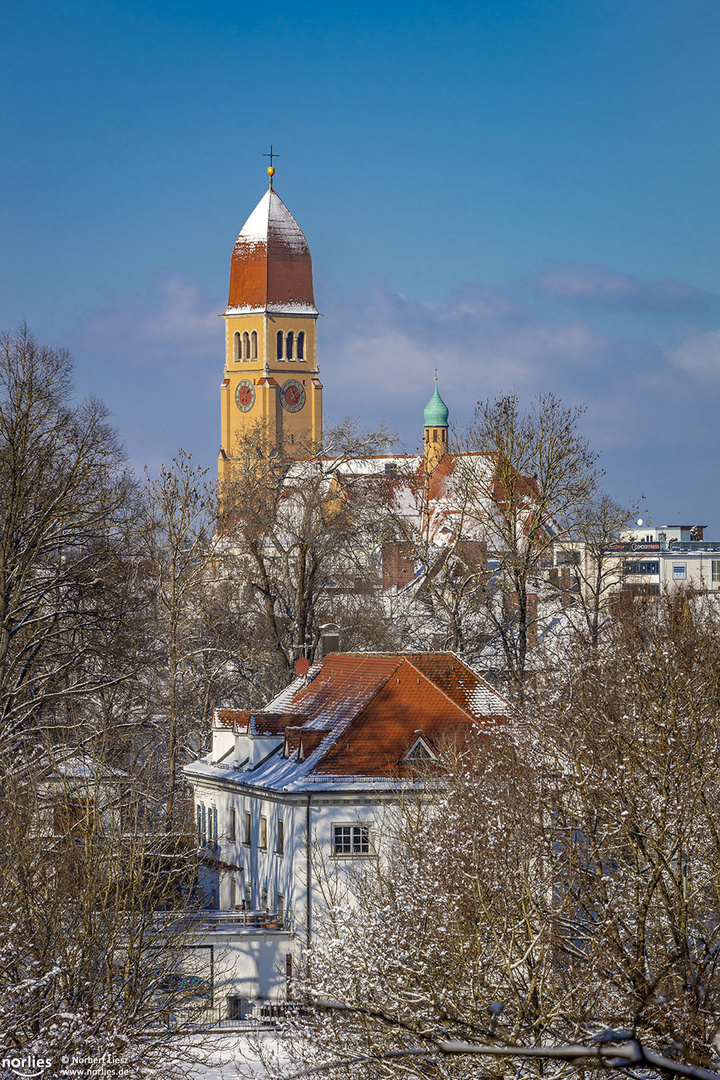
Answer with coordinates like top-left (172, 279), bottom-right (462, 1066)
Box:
top-left (225, 189), bottom-right (318, 316)
top-left (215, 710), bottom-right (296, 735)
top-left (242, 652), bottom-right (510, 780)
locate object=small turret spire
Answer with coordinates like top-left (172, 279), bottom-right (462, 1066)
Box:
top-left (423, 375), bottom-right (449, 474)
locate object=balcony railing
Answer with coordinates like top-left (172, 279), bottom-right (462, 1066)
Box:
top-left (196, 909), bottom-right (293, 931)
top-left (150, 909), bottom-right (293, 933)
top-left (149, 1000), bottom-right (297, 1031)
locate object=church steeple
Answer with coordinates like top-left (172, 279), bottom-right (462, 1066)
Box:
top-left (219, 164), bottom-right (322, 484)
top-left (423, 376), bottom-right (449, 473)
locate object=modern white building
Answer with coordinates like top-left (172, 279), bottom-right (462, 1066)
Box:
top-left (183, 651), bottom-right (511, 1017)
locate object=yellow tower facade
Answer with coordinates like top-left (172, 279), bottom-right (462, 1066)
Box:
top-left (219, 170), bottom-right (322, 486)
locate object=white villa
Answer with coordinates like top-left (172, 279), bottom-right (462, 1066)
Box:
top-left (183, 650), bottom-right (511, 1018)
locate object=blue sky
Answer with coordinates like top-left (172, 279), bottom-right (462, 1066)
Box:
top-left (2, 0), bottom-right (720, 529)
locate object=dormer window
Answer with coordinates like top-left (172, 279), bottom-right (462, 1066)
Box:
top-left (401, 734), bottom-right (438, 767)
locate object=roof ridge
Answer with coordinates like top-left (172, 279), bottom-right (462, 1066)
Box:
top-left (399, 657), bottom-right (480, 725)
top-left (264, 188), bottom-right (271, 307)
top-left (403, 653), bottom-right (509, 720)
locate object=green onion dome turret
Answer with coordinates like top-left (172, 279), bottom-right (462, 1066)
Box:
top-left (424, 383), bottom-right (449, 428)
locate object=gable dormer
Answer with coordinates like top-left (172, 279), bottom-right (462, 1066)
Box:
top-left (400, 732), bottom-right (439, 768)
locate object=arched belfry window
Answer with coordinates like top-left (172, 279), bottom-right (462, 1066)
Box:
top-left (286, 331), bottom-right (294, 360)
top-left (242, 332), bottom-right (250, 360)
top-left (251, 331), bottom-right (258, 359)
top-left (276, 331), bottom-right (284, 360)
top-left (297, 332), bottom-right (305, 360)
top-left (233, 332), bottom-right (241, 361)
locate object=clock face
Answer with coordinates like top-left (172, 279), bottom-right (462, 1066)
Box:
top-left (280, 379), bottom-right (305, 412)
top-left (235, 380), bottom-right (255, 412)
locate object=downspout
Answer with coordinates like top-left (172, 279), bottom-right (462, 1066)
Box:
top-left (306, 793), bottom-right (312, 951)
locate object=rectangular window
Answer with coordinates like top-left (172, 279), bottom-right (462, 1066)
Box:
top-left (713, 560), bottom-right (720, 584)
top-left (244, 811), bottom-right (251, 845)
top-left (229, 877), bottom-right (237, 909)
top-left (277, 893), bottom-right (284, 917)
top-left (196, 805), bottom-right (202, 845)
top-left (213, 806), bottom-right (218, 843)
top-left (201, 804), bottom-right (207, 845)
top-left (276, 818), bottom-right (284, 855)
top-left (245, 880), bottom-right (252, 907)
top-left (260, 816), bottom-right (267, 849)
top-left (333, 824), bottom-right (370, 856)
top-left (228, 808), bottom-right (236, 840)
top-left (261, 886), bottom-right (268, 910)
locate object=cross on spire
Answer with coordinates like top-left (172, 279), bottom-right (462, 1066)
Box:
top-left (264, 145), bottom-right (280, 189)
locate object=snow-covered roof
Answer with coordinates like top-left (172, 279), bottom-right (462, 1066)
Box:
top-left (188, 653), bottom-right (512, 795)
top-left (225, 188), bottom-right (318, 316)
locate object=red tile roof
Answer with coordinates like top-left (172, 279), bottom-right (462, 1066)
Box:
top-left (246, 652), bottom-right (511, 779)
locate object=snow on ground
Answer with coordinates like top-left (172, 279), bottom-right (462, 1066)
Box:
top-left (184, 1031), bottom-right (282, 1080)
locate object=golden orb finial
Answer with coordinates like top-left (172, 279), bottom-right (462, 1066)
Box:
top-left (267, 165), bottom-right (275, 190)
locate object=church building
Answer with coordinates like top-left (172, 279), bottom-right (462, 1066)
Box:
top-left (219, 165), bottom-right (323, 485)
top-left (218, 164), bottom-right (451, 487)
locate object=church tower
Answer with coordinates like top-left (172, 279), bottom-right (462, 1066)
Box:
top-left (219, 166), bottom-right (322, 485)
top-left (423, 377), bottom-right (449, 473)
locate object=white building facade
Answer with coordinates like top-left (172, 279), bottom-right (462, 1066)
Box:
top-left (183, 651), bottom-right (511, 1016)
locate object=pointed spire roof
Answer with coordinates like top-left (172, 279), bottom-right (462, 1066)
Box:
top-left (424, 381), bottom-right (449, 428)
top-left (225, 187), bottom-right (318, 316)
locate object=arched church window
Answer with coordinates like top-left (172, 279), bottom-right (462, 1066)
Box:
top-left (233, 332), bottom-right (241, 361)
top-left (276, 331), bottom-right (284, 360)
top-left (286, 331), bottom-right (294, 360)
top-left (297, 332), bottom-right (305, 360)
top-left (251, 331), bottom-right (258, 359)
top-left (242, 332), bottom-right (250, 360)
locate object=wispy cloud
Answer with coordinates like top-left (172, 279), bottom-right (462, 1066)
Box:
top-left (64, 274), bottom-right (221, 475)
top-left (62, 265), bottom-right (720, 528)
top-left (670, 327), bottom-right (720, 379)
top-left (71, 274), bottom-right (220, 369)
top-left (530, 263), bottom-right (720, 315)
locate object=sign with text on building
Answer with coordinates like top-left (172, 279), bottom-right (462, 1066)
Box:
top-left (606, 542), bottom-right (662, 553)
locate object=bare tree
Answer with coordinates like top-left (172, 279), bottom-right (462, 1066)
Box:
top-left (0, 741), bottom-right (209, 1078)
top-left (218, 421), bottom-right (396, 694)
top-left (138, 451), bottom-right (269, 825)
top-left (379, 456), bottom-right (491, 658)
top-left (258, 595), bottom-right (720, 1080)
top-left (0, 327), bottom-right (135, 750)
top-left (534, 592), bottom-right (720, 1069)
top-left (456, 391), bottom-right (600, 692)
top-left (559, 491), bottom-right (636, 646)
